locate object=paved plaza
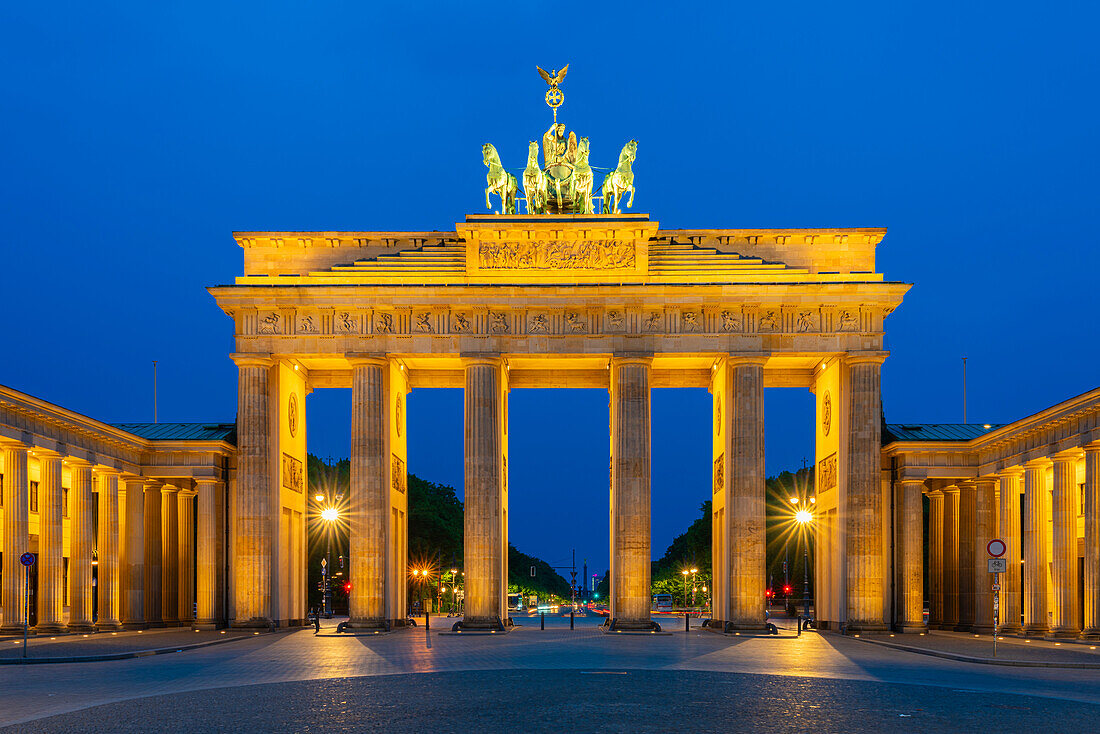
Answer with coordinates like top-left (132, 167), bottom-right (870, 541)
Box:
top-left (3, 618), bottom-right (1100, 731)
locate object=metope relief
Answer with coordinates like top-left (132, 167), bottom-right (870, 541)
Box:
top-left (478, 240), bottom-right (635, 270)
top-left (258, 313), bottom-right (281, 335)
top-left (796, 311), bottom-right (818, 333)
top-left (335, 312), bottom-right (357, 334)
top-left (643, 312), bottom-right (662, 332)
top-left (297, 314), bottom-right (318, 334)
top-left (837, 309), bottom-right (859, 332)
top-left (375, 313), bottom-right (394, 334)
top-left (415, 313), bottom-right (433, 333)
top-left (681, 311), bottom-right (700, 333)
top-left (606, 310), bottom-right (625, 331)
top-left (720, 310), bottom-right (742, 333)
top-left (528, 313), bottom-right (549, 333)
top-left (818, 453), bottom-right (837, 492)
top-left (451, 313), bottom-right (471, 333)
top-left (565, 312), bottom-right (586, 333)
top-left (758, 310), bottom-right (780, 332)
top-left (490, 312), bottom-right (510, 334)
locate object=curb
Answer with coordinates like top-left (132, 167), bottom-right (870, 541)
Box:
top-left (0, 628), bottom-right (290, 665)
top-left (851, 635), bottom-right (1100, 669)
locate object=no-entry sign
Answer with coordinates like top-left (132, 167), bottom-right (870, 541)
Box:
top-left (987, 539), bottom-right (1006, 557)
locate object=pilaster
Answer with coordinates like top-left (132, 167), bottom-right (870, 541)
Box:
top-left (120, 477), bottom-right (146, 629)
top-left (161, 484), bottom-right (180, 625)
top-left (956, 481), bottom-right (976, 631)
top-left (972, 477), bottom-right (997, 633)
top-left (927, 489), bottom-right (944, 628)
top-left (67, 460), bottom-right (95, 632)
top-left (941, 485), bottom-right (960, 629)
top-left (178, 489), bottom-right (196, 624)
top-left (895, 479), bottom-right (925, 632)
top-left (194, 479), bottom-right (219, 629)
top-left (143, 480), bottom-right (164, 626)
top-left (997, 468), bottom-right (1023, 634)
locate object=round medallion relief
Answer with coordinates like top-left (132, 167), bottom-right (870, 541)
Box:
top-left (822, 391), bottom-right (832, 437)
top-left (288, 392), bottom-right (299, 438)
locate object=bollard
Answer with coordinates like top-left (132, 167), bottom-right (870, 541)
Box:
top-left (541, 612), bottom-right (545, 630)
top-left (570, 610), bottom-right (574, 630)
top-left (797, 616), bottom-right (802, 636)
top-left (425, 610), bottom-right (430, 630)
top-left (686, 612), bottom-right (690, 632)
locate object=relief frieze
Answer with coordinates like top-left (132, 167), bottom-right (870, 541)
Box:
top-left (478, 240), bottom-right (635, 270)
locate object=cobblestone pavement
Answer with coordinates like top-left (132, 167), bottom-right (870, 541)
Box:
top-left (2, 619), bottom-right (1099, 729)
top-left (12, 669), bottom-right (1100, 733)
top-left (0, 628), bottom-right (261, 660)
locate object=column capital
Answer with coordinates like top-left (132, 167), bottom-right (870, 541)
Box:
top-left (345, 352), bottom-right (388, 368)
top-left (230, 353), bottom-right (274, 368)
top-left (1053, 448), bottom-right (1083, 464)
top-left (1084, 440), bottom-right (1100, 454)
top-left (974, 476), bottom-right (998, 489)
top-left (897, 478), bottom-right (926, 489)
top-left (611, 353), bottom-right (654, 368)
top-left (724, 353), bottom-right (769, 368)
top-left (845, 351), bottom-right (889, 366)
top-left (29, 447), bottom-right (62, 460)
top-left (193, 477), bottom-right (219, 487)
top-left (997, 466), bottom-right (1025, 479)
top-left (926, 488), bottom-right (943, 498)
top-left (93, 465), bottom-right (122, 477)
top-left (66, 457), bottom-right (94, 469)
top-left (460, 353), bottom-right (505, 368)
top-left (177, 488), bottom-right (198, 498)
top-left (160, 484), bottom-right (180, 495)
top-left (942, 484), bottom-right (960, 496)
top-left (1024, 457), bottom-right (1053, 469)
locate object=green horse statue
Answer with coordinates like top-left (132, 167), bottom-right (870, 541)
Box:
top-left (601, 140), bottom-right (637, 214)
top-left (483, 143), bottom-right (518, 214)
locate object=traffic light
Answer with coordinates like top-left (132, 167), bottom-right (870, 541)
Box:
top-left (343, 582), bottom-right (352, 593)
top-left (783, 584), bottom-right (792, 595)
top-left (765, 589), bottom-right (772, 598)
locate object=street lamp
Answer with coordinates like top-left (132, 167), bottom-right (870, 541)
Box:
top-left (315, 496), bottom-right (340, 618)
top-left (794, 502), bottom-right (814, 619)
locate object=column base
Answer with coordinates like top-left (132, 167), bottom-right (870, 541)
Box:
top-left (95, 621), bottom-right (123, 632)
top-left (0, 623), bottom-right (28, 634)
top-left (1080, 628), bottom-right (1100, 640)
top-left (971, 625), bottom-right (996, 634)
top-left (952, 623), bottom-right (973, 632)
top-left (231, 617), bottom-right (274, 629)
top-left (192, 619), bottom-right (219, 631)
top-left (67, 623), bottom-right (96, 633)
top-left (1051, 627), bottom-right (1081, 638)
top-left (845, 621), bottom-right (888, 633)
top-left (998, 624), bottom-right (1022, 635)
top-left (608, 617), bottom-right (663, 632)
top-left (121, 621), bottom-right (148, 630)
top-left (146, 620), bottom-right (166, 628)
top-left (33, 622), bottom-right (68, 634)
top-left (455, 616), bottom-right (507, 632)
top-left (1023, 625), bottom-right (1050, 637)
top-left (345, 617), bottom-right (390, 631)
top-left (894, 623), bottom-right (927, 633)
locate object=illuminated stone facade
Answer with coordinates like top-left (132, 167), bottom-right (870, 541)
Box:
top-left (210, 213), bottom-right (909, 632)
top-left (0, 386), bottom-right (232, 632)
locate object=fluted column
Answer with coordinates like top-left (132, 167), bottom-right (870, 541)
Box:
top-left (846, 354), bottom-right (886, 631)
top-left (1084, 443), bottom-right (1100, 639)
top-left (120, 478), bottom-right (145, 629)
top-left (956, 482), bottom-right (976, 631)
top-left (68, 461), bottom-right (95, 632)
top-left (178, 490), bottom-right (195, 624)
top-left (232, 354), bottom-right (274, 627)
top-left (997, 468), bottom-right (1023, 633)
top-left (0, 445), bottom-right (29, 633)
top-left (161, 485), bottom-right (179, 625)
top-left (896, 479), bottom-right (925, 631)
top-left (927, 489), bottom-right (944, 628)
top-left (972, 478), bottom-right (997, 633)
top-left (1023, 459), bottom-right (1051, 636)
top-left (143, 481), bottom-right (163, 626)
top-left (95, 470), bottom-right (122, 630)
top-left (1051, 452), bottom-right (1080, 637)
top-left (723, 356), bottom-right (766, 630)
top-left (35, 453), bottom-right (65, 632)
top-left (942, 485), bottom-right (960, 629)
top-left (194, 479), bottom-right (218, 629)
top-left (348, 357), bottom-right (388, 629)
top-left (462, 356), bottom-right (508, 630)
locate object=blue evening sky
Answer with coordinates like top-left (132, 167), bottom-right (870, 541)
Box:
top-left (3, 3), bottom-right (1097, 575)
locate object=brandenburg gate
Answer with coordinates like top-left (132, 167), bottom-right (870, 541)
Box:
top-left (209, 213), bottom-right (909, 632)
top-left (209, 69), bottom-right (909, 633)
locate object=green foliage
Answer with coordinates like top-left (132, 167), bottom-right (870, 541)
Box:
top-left (407, 474), bottom-right (464, 564)
top-left (508, 545), bottom-right (571, 600)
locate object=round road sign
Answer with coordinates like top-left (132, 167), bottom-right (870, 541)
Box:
top-left (987, 539), bottom-right (1007, 557)
top-left (19, 552), bottom-right (34, 567)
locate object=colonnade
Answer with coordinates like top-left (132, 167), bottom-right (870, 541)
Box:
top-left (0, 441), bottom-right (224, 633)
top-left (894, 442), bottom-right (1100, 638)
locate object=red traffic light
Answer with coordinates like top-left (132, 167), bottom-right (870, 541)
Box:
top-left (783, 585), bottom-right (792, 594)
top-left (765, 589), bottom-right (772, 597)
top-left (344, 582), bottom-right (352, 593)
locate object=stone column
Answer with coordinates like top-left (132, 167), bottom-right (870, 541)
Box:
top-left (998, 468), bottom-right (1023, 634)
top-left (724, 356), bottom-right (766, 630)
top-left (846, 355), bottom-right (886, 631)
top-left (941, 485), bottom-right (960, 629)
top-left (194, 479), bottom-right (218, 629)
top-left (232, 355), bottom-right (274, 627)
top-left (972, 478), bottom-right (997, 633)
top-left (178, 490), bottom-right (195, 624)
top-left (896, 479), bottom-right (925, 632)
top-left (143, 481), bottom-right (163, 626)
top-left (1023, 459), bottom-right (1051, 636)
top-left (348, 357), bottom-right (388, 629)
top-left (161, 485), bottom-right (180, 625)
top-left (95, 470), bottom-right (122, 630)
top-left (1084, 443), bottom-right (1100, 640)
top-left (1051, 452), bottom-right (1080, 637)
top-left (956, 482), bottom-right (976, 631)
top-left (462, 356), bottom-right (508, 630)
top-left (68, 461), bottom-right (95, 632)
top-left (35, 453), bottom-right (66, 633)
top-left (0, 444), bottom-right (29, 633)
top-left (927, 489), bottom-right (944, 628)
top-left (120, 478), bottom-right (145, 629)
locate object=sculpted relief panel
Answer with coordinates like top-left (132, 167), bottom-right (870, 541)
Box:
top-left (478, 240), bottom-right (635, 270)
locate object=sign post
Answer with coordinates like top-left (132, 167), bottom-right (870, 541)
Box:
top-left (19, 552), bottom-right (35, 659)
top-left (987, 539), bottom-right (1006, 659)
